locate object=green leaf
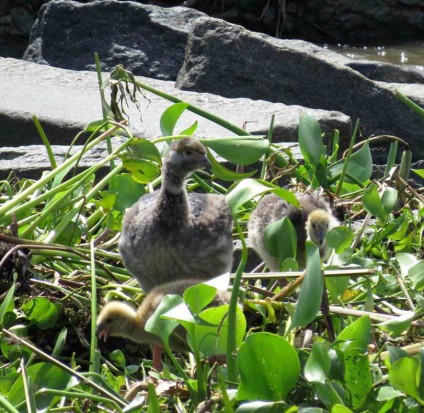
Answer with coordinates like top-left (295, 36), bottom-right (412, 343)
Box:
top-left (200, 137), bottom-right (269, 165)
top-left (298, 112), bottom-right (323, 167)
top-left (408, 260), bottom-right (424, 290)
top-left (226, 179), bottom-right (275, 213)
top-left (8, 362), bottom-right (77, 409)
top-left (22, 298), bottom-right (59, 330)
top-left (304, 342), bottom-right (331, 384)
top-left (379, 312), bottom-right (415, 335)
top-left (238, 333), bottom-right (300, 401)
top-left (412, 169), bottom-right (424, 178)
top-left (160, 102), bottom-right (189, 136)
top-left (326, 226), bottom-right (354, 254)
top-left (0, 276), bottom-right (16, 328)
top-left (389, 357), bottom-right (423, 403)
top-left (337, 316), bottom-right (371, 354)
top-left (329, 142), bottom-right (372, 184)
top-left (381, 188), bottom-right (398, 214)
top-left (109, 173), bottom-right (146, 212)
top-left (236, 401), bottom-right (288, 412)
top-left (184, 283), bottom-right (218, 314)
top-left (376, 386), bottom-right (403, 401)
top-left (127, 138), bottom-right (162, 163)
top-left (190, 305), bottom-right (246, 357)
top-left (83, 118), bottom-right (113, 133)
top-left (179, 120), bottom-right (198, 136)
top-left (121, 155), bottom-right (161, 184)
top-left (344, 353), bottom-right (373, 409)
top-left (145, 295), bottom-right (184, 347)
top-left (332, 404), bottom-right (354, 413)
top-left (264, 217), bottom-right (297, 269)
top-left (52, 328), bottom-right (67, 357)
top-left (207, 151), bottom-right (256, 181)
top-left (109, 349), bottom-right (127, 368)
top-left (362, 184), bottom-right (386, 220)
top-left (290, 242), bottom-right (323, 329)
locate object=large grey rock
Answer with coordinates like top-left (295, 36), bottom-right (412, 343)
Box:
top-left (23, 0), bottom-right (206, 80)
top-left (0, 58), bottom-right (351, 148)
top-left (347, 60), bottom-right (424, 84)
top-left (176, 17), bottom-right (424, 160)
top-left (0, 145), bottom-right (110, 180)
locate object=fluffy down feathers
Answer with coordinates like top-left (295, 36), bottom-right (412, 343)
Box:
top-left (119, 138), bottom-right (234, 293)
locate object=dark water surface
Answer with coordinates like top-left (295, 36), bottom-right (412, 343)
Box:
top-left (327, 41), bottom-right (424, 70)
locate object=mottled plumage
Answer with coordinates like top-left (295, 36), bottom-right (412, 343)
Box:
top-left (119, 138), bottom-right (233, 293)
top-left (248, 192), bottom-right (339, 270)
top-left (96, 278), bottom-right (230, 351)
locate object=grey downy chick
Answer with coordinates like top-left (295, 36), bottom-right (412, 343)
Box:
top-left (119, 137), bottom-right (234, 293)
top-left (248, 192), bottom-right (339, 270)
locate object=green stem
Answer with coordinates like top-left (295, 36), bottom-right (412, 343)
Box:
top-left (335, 119), bottom-right (360, 197)
top-left (89, 240), bottom-right (101, 374)
top-left (226, 216), bottom-right (247, 384)
top-left (32, 115), bottom-right (57, 169)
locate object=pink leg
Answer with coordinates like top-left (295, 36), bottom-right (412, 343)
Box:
top-left (152, 343), bottom-right (163, 371)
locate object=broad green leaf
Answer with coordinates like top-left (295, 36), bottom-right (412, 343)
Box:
top-left (109, 349), bottom-right (127, 368)
top-left (22, 298), bottom-right (59, 330)
top-left (381, 188), bottom-right (398, 214)
top-left (207, 151), bottom-right (256, 181)
top-left (121, 155), bottom-right (161, 184)
top-left (363, 184), bottom-right (386, 220)
top-left (329, 142), bottom-right (373, 184)
top-left (387, 344), bottom-right (409, 365)
top-left (389, 357), bottom-right (423, 403)
top-left (126, 138), bottom-right (162, 163)
top-left (379, 312), bottom-right (415, 335)
top-left (200, 137), bottom-right (269, 165)
top-left (160, 102), bottom-right (189, 136)
top-left (298, 112), bottom-right (323, 167)
top-left (408, 260), bottom-right (424, 290)
top-left (236, 401), bottom-right (288, 412)
top-left (109, 173), bottom-right (146, 212)
top-left (337, 316), bottom-right (371, 354)
top-left (412, 169), bottom-right (424, 178)
top-left (304, 342), bottom-right (331, 384)
top-left (184, 283), bottom-right (218, 314)
top-left (145, 295), bottom-right (185, 346)
top-left (290, 242), bottom-right (323, 329)
top-left (8, 362), bottom-right (77, 409)
top-left (226, 179), bottom-right (275, 213)
top-left (344, 353), bottom-right (373, 409)
top-left (264, 217), bottom-right (297, 269)
top-left (326, 226), bottom-right (354, 254)
top-left (376, 386), bottom-right (403, 401)
top-left (332, 405), bottom-right (354, 413)
top-left (238, 333), bottom-right (300, 401)
top-left (179, 120), bottom-right (198, 136)
top-left (190, 305), bottom-right (246, 357)
top-left (313, 382), bottom-right (345, 411)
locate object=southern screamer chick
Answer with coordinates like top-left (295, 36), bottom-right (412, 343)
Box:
top-left (248, 192), bottom-right (339, 270)
top-left (96, 278), bottom-right (230, 369)
top-left (119, 138), bottom-right (234, 293)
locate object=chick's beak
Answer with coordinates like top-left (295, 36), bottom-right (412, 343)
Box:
top-left (96, 324), bottom-right (109, 342)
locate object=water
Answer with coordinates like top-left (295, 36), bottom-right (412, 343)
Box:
top-left (326, 41), bottom-right (424, 70)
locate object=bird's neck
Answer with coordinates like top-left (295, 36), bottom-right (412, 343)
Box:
top-left (156, 164), bottom-right (190, 224)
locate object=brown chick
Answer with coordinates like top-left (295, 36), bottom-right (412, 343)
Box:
top-left (96, 278), bottom-right (230, 370)
top-left (248, 192), bottom-right (339, 270)
top-left (119, 137), bottom-right (234, 293)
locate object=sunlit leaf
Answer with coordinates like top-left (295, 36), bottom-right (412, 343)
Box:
top-left (207, 151), bottom-right (256, 181)
top-left (381, 187), bottom-right (398, 214)
top-left (379, 312), bottom-right (415, 335)
top-left (362, 184), bottom-right (386, 220)
top-left (121, 155), bottom-right (161, 184)
top-left (236, 401), bottom-right (288, 412)
top-left (127, 138), bottom-right (162, 163)
top-left (238, 333), bottom-right (300, 401)
top-left (332, 404), bottom-right (354, 413)
top-left (184, 283), bottom-right (218, 314)
top-left (298, 112), bottom-right (323, 167)
top-left (200, 137), bottom-right (269, 165)
top-left (408, 260), bottom-right (424, 290)
top-left (326, 226), bottom-right (354, 254)
top-left (22, 298), bottom-right (59, 330)
top-left (109, 173), bottom-right (145, 212)
top-left (290, 242), bottom-right (323, 329)
top-left (264, 217), bottom-right (297, 269)
top-left (179, 120), bottom-right (198, 136)
top-left (304, 342), bottom-right (331, 384)
top-left (337, 316), bottom-right (371, 354)
top-left (376, 386), bottom-right (403, 401)
top-left (160, 102), bottom-right (189, 136)
top-left (389, 357), bottom-right (423, 402)
top-left (190, 305), bottom-right (246, 357)
top-left (412, 169), bottom-right (424, 178)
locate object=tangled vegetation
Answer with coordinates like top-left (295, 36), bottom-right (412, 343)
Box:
top-left (0, 62), bottom-right (423, 412)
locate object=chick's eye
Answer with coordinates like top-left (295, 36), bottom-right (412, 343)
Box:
top-left (185, 150), bottom-right (192, 156)
top-left (106, 318), bottom-right (112, 323)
